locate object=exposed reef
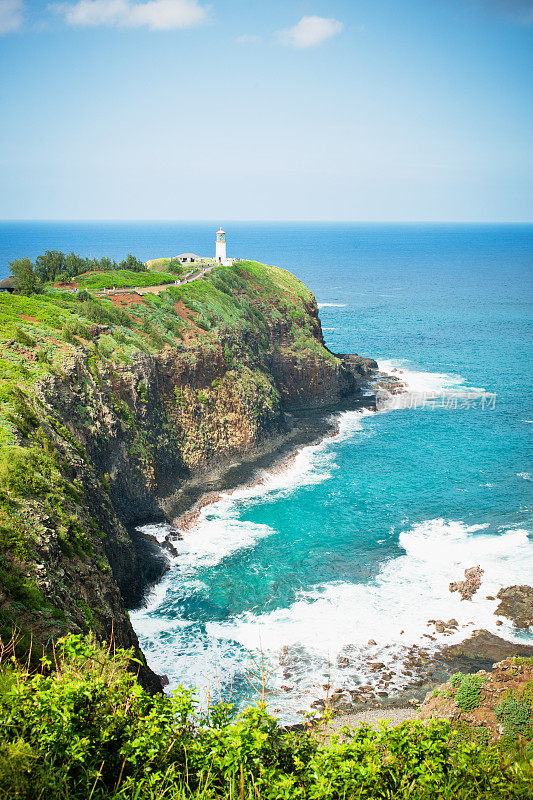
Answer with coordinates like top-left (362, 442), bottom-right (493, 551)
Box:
top-left (495, 585), bottom-right (533, 629)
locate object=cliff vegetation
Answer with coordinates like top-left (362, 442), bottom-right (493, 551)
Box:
top-left (420, 655), bottom-right (533, 747)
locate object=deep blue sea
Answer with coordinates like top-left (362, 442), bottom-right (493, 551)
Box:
top-left (2, 222), bottom-right (532, 718)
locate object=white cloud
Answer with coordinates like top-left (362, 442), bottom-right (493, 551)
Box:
top-left (277, 15), bottom-right (343, 49)
top-left (0, 0), bottom-right (24, 33)
top-left (52, 0), bottom-right (208, 30)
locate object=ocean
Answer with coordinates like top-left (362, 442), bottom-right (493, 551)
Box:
top-left (2, 222), bottom-right (532, 718)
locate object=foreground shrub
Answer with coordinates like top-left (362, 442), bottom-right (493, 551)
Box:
top-left (0, 639), bottom-right (532, 800)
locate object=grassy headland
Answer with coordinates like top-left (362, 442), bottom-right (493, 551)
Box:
top-left (60, 269), bottom-right (178, 291)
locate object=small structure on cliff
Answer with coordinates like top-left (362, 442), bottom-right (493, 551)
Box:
top-left (0, 276), bottom-right (15, 292)
top-left (177, 253), bottom-right (202, 264)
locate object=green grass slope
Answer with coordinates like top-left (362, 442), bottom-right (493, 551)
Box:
top-left (0, 261), bottom-right (326, 443)
top-left (145, 257), bottom-right (184, 274)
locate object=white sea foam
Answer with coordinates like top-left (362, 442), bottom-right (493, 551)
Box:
top-left (317, 302), bottom-right (347, 308)
top-left (133, 518), bottom-right (533, 716)
top-left (376, 358), bottom-right (489, 412)
top-left (378, 358), bottom-right (486, 396)
top-left (206, 520), bottom-right (533, 715)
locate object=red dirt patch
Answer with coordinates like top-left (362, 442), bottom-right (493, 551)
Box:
top-left (19, 314), bottom-right (39, 323)
top-left (53, 281), bottom-right (79, 290)
top-left (172, 299), bottom-right (207, 340)
top-left (106, 292), bottom-right (146, 308)
top-left (174, 299), bottom-right (192, 321)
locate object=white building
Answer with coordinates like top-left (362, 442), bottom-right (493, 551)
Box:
top-left (215, 227), bottom-right (226, 262)
top-left (177, 253), bottom-right (202, 264)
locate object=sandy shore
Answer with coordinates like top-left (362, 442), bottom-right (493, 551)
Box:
top-left (326, 706), bottom-right (418, 733)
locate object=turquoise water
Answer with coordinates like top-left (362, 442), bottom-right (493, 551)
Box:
top-left (1, 223), bottom-right (532, 716)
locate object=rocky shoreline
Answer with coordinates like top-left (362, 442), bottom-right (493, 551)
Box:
top-left (5, 251), bottom-right (528, 710)
top-left (322, 588), bottom-right (533, 720)
top-left (132, 364), bottom-right (533, 713)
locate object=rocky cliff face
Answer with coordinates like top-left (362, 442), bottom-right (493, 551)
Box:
top-left (0, 261), bottom-right (376, 689)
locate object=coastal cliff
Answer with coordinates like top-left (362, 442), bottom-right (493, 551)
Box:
top-left (0, 261), bottom-right (376, 687)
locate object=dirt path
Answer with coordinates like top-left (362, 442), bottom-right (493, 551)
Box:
top-left (96, 265), bottom-right (214, 298)
top-left (136, 283), bottom-right (177, 295)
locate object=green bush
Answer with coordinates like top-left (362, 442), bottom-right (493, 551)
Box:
top-left (224, 345), bottom-right (234, 364)
top-left (0, 446), bottom-right (58, 499)
top-left (451, 673), bottom-right (485, 711)
top-left (0, 634), bottom-right (531, 800)
top-left (0, 558), bottom-right (43, 609)
top-left (79, 298), bottom-right (132, 328)
top-left (13, 327), bottom-right (36, 348)
top-left (497, 692), bottom-right (533, 737)
top-left (61, 326), bottom-right (78, 345)
top-left (76, 270), bottom-right (173, 291)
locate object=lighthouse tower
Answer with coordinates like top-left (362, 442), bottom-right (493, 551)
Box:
top-left (215, 227), bottom-right (227, 263)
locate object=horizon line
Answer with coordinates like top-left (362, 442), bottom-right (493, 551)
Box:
top-left (1, 219), bottom-right (533, 226)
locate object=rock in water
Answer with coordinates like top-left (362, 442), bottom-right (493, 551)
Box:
top-left (495, 585), bottom-right (533, 629)
top-left (449, 565), bottom-right (484, 600)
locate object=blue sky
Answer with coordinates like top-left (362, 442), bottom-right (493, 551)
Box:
top-left (0, 0), bottom-right (532, 221)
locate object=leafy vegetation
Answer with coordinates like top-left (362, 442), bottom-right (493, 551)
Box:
top-left (451, 673), bottom-right (486, 711)
top-left (145, 257), bottom-right (184, 275)
top-left (6, 250), bottom-right (148, 293)
top-left (73, 269), bottom-right (176, 291)
top-left (0, 634), bottom-right (531, 800)
top-left (496, 685), bottom-right (533, 738)
top-left (9, 259), bottom-right (39, 295)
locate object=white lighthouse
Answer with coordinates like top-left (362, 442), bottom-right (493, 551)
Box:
top-left (215, 227), bottom-right (227, 263)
